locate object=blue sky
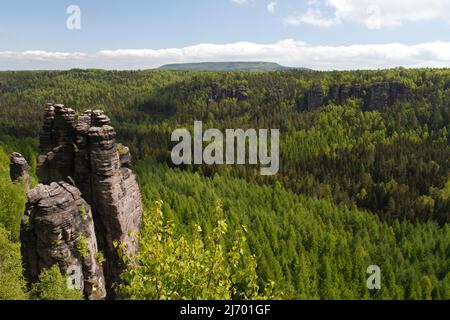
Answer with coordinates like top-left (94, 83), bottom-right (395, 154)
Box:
top-left (1, 0), bottom-right (450, 70)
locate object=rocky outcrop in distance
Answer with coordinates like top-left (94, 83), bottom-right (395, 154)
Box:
top-left (364, 81), bottom-right (411, 110)
top-left (302, 81), bottom-right (412, 111)
top-left (15, 103), bottom-right (143, 300)
top-left (207, 83), bottom-right (249, 103)
top-left (304, 84), bottom-right (324, 110)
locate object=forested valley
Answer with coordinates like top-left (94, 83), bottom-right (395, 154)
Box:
top-left (0, 68), bottom-right (449, 299)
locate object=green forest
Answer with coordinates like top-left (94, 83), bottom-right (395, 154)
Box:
top-left (0, 68), bottom-right (449, 300)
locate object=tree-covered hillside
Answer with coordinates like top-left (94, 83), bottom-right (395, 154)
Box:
top-left (0, 68), bottom-right (449, 300)
top-left (158, 61), bottom-right (292, 72)
top-left (0, 68), bottom-right (448, 222)
top-left (133, 160), bottom-right (450, 299)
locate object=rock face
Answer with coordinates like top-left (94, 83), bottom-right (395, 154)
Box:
top-left (305, 84), bottom-right (324, 110)
top-left (364, 81), bottom-right (411, 110)
top-left (82, 113), bottom-right (142, 297)
top-left (328, 84), bottom-right (354, 105)
top-left (208, 83), bottom-right (250, 102)
top-left (300, 81), bottom-right (411, 111)
top-left (19, 104), bottom-right (143, 299)
top-left (21, 181), bottom-right (106, 300)
top-left (37, 104), bottom-right (77, 184)
top-left (10, 152), bottom-right (30, 188)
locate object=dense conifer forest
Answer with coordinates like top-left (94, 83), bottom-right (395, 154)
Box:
top-left (0, 68), bottom-right (449, 299)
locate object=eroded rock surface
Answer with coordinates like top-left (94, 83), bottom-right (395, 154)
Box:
top-left (365, 81), bottom-right (411, 110)
top-left (19, 104), bottom-right (143, 299)
top-left (300, 81), bottom-right (411, 111)
top-left (305, 84), bottom-right (324, 110)
top-left (37, 104), bottom-right (76, 184)
top-left (84, 114), bottom-right (142, 297)
top-left (208, 82), bottom-right (250, 102)
top-left (21, 181), bottom-right (106, 300)
top-left (10, 152), bottom-right (30, 188)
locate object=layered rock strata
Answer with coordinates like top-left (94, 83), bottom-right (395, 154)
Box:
top-left (301, 81), bottom-right (412, 111)
top-left (21, 181), bottom-right (106, 300)
top-left (16, 104), bottom-right (143, 299)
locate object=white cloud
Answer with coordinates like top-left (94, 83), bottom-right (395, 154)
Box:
top-left (2, 40), bottom-right (450, 70)
top-left (0, 51), bottom-right (88, 60)
top-left (284, 8), bottom-right (339, 27)
top-left (231, 0), bottom-right (250, 5)
top-left (286, 0), bottom-right (450, 29)
top-left (267, 2), bottom-right (277, 14)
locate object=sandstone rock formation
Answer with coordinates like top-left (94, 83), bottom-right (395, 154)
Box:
top-left (10, 152), bottom-right (30, 188)
top-left (37, 104), bottom-right (77, 184)
top-left (18, 104), bottom-right (143, 299)
top-left (300, 81), bottom-right (411, 111)
top-left (208, 82), bottom-right (250, 102)
top-left (21, 181), bottom-right (106, 300)
top-left (81, 112), bottom-right (142, 297)
top-left (328, 84), bottom-right (353, 105)
top-left (305, 84), bottom-right (324, 110)
top-left (364, 81), bottom-right (411, 110)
